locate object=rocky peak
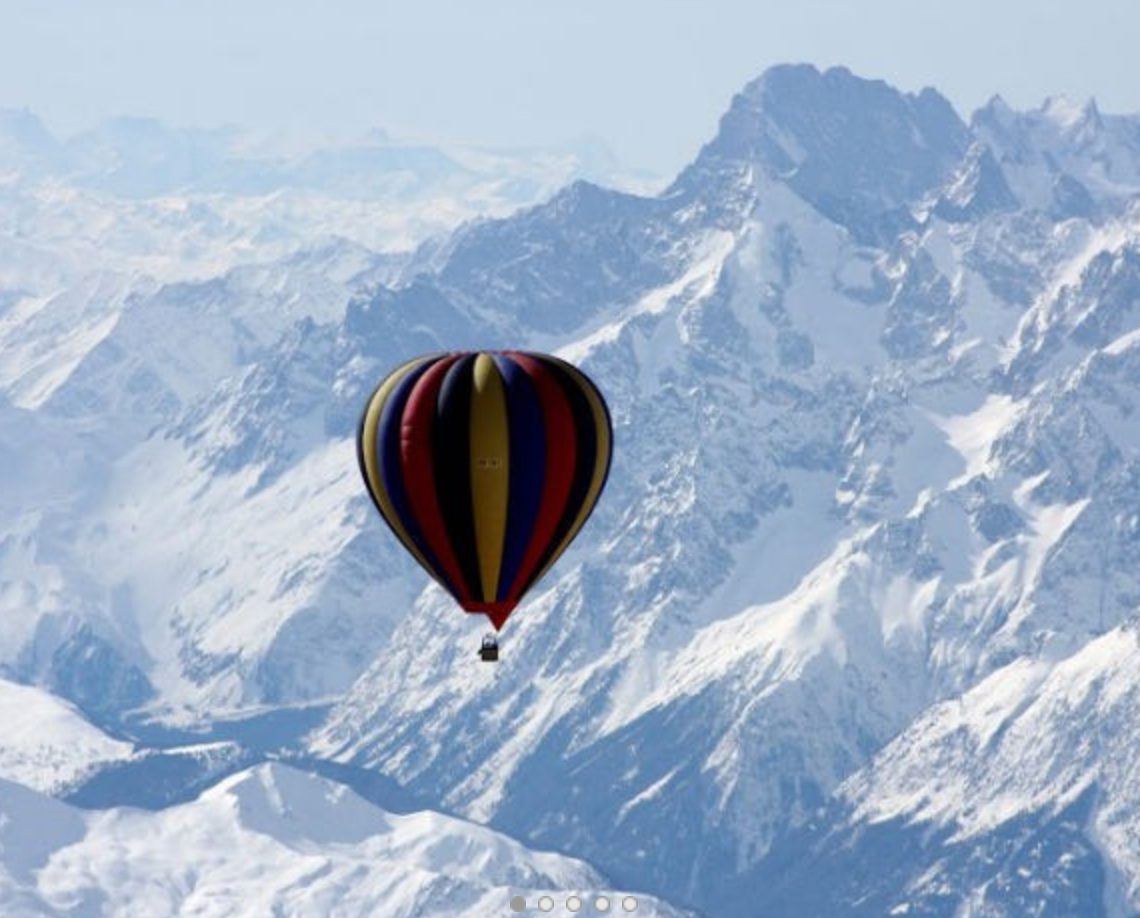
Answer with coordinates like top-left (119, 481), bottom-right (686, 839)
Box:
top-left (675, 64), bottom-right (971, 242)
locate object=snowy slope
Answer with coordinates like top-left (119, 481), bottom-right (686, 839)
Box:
top-left (847, 626), bottom-right (1140, 900)
top-left (726, 626), bottom-right (1140, 918)
top-left (0, 679), bottom-right (133, 794)
top-left (0, 763), bottom-right (692, 918)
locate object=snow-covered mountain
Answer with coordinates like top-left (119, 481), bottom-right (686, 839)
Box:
top-left (0, 111), bottom-right (656, 287)
top-left (5, 62), bottom-right (1140, 916)
top-left (0, 762), bottom-right (689, 918)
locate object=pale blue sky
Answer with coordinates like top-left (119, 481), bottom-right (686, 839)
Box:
top-left (1, 0), bottom-right (1136, 175)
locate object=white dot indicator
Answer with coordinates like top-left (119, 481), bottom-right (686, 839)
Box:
top-left (623, 896), bottom-right (638, 911)
top-left (595, 896), bottom-right (611, 911)
top-left (539, 895), bottom-right (554, 912)
top-left (567, 896), bottom-right (582, 912)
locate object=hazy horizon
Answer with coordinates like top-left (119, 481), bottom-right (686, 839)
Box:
top-left (3, 0), bottom-right (1137, 176)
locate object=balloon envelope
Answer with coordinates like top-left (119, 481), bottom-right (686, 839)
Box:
top-left (357, 351), bottom-right (613, 629)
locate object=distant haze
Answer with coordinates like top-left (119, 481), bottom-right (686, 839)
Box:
top-left (2, 0), bottom-right (1137, 175)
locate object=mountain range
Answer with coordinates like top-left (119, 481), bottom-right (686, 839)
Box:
top-left (3, 63), bottom-right (1140, 916)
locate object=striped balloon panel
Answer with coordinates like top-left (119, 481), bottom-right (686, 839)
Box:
top-left (357, 351), bottom-right (613, 630)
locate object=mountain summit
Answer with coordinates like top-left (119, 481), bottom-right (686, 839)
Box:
top-left (674, 63), bottom-right (971, 240)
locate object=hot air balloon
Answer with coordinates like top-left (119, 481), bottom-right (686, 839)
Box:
top-left (357, 351), bottom-right (613, 656)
